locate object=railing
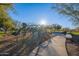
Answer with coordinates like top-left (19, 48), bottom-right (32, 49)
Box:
top-left (0, 31), bottom-right (51, 56)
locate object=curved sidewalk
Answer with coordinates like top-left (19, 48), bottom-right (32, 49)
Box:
top-left (29, 36), bottom-right (68, 56)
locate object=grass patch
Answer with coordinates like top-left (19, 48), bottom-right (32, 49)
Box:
top-left (71, 32), bottom-right (79, 35)
top-left (0, 31), bottom-right (5, 39)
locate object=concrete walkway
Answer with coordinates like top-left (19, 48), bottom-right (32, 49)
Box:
top-left (29, 36), bottom-right (68, 56)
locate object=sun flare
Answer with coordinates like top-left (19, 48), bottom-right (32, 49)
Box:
top-left (39, 19), bottom-right (47, 26)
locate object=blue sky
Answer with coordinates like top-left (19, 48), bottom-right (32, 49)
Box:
top-left (9, 3), bottom-right (74, 29)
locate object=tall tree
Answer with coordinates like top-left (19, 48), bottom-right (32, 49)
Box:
top-left (53, 24), bottom-right (62, 31)
top-left (52, 3), bottom-right (79, 26)
top-left (0, 3), bottom-right (15, 32)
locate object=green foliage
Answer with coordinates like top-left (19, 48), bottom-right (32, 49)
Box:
top-left (52, 3), bottom-right (79, 26)
top-left (0, 4), bottom-right (15, 32)
top-left (52, 24), bottom-right (62, 30)
top-left (0, 4), bottom-right (14, 18)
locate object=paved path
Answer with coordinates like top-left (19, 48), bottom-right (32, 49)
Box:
top-left (29, 36), bottom-right (68, 56)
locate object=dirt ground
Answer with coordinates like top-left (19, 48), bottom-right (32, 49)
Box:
top-left (66, 39), bottom-right (79, 56)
